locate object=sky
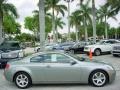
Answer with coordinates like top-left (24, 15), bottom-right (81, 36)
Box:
top-left (8, 0), bottom-right (120, 34)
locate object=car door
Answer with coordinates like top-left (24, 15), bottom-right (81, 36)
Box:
top-left (103, 41), bottom-right (115, 52)
top-left (30, 53), bottom-right (82, 83)
top-left (43, 53), bottom-right (82, 83)
top-left (100, 41), bottom-right (111, 52)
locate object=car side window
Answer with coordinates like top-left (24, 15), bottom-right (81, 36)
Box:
top-left (30, 54), bottom-right (51, 63)
top-left (55, 54), bottom-right (72, 63)
top-left (30, 55), bottom-right (44, 62)
top-left (30, 53), bottom-right (73, 63)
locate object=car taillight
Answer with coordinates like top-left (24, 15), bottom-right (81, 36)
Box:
top-left (5, 64), bottom-right (10, 70)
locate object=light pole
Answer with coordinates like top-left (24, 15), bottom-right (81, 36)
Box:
top-left (92, 0), bottom-right (96, 43)
top-left (64, 0), bottom-right (74, 41)
top-left (39, 0), bottom-right (45, 51)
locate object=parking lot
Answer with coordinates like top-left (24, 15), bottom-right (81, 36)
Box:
top-left (0, 54), bottom-right (120, 90)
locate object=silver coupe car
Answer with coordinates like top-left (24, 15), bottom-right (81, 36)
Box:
top-left (4, 52), bottom-right (116, 89)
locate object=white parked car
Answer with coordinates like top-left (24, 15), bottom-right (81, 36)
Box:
top-left (112, 44), bottom-right (120, 57)
top-left (84, 39), bottom-right (120, 56)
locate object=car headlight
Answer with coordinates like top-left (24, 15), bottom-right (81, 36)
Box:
top-left (18, 52), bottom-right (24, 58)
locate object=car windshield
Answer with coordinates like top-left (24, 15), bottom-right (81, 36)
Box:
top-left (0, 42), bottom-right (21, 50)
top-left (96, 41), bottom-right (106, 45)
top-left (72, 43), bottom-right (79, 47)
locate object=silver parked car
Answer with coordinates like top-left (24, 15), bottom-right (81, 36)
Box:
top-left (4, 52), bottom-right (116, 89)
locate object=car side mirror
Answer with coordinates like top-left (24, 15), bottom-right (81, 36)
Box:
top-left (70, 61), bottom-right (77, 65)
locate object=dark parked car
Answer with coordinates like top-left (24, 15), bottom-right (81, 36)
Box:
top-left (65, 42), bottom-right (91, 54)
top-left (0, 41), bottom-right (25, 68)
top-left (53, 42), bottom-right (75, 50)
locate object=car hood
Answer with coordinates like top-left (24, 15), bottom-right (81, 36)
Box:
top-left (83, 59), bottom-right (112, 66)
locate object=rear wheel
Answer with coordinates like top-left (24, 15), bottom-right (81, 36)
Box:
top-left (14, 72), bottom-right (32, 89)
top-left (37, 48), bottom-right (40, 52)
top-left (89, 70), bottom-right (108, 87)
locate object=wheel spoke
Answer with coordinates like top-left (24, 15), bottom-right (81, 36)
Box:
top-left (94, 74), bottom-right (98, 78)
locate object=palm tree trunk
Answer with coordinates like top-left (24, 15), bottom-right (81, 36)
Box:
top-left (39, 0), bottom-right (45, 51)
top-left (56, 28), bottom-right (58, 42)
top-left (0, 12), bottom-right (3, 44)
top-left (105, 16), bottom-right (108, 39)
top-left (75, 25), bottom-right (79, 42)
top-left (92, 0), bottom-right (96, 43)
top-left (52, 9), bottom-right (56, 43)
top-left (84, 17), bottom-right (88, 42)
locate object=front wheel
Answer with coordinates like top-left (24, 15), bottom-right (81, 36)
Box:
top-left (94, 49), bottom-right (101, 56)
top-left (113, 54), bottom-right (118, 57)
top-left (14, 72), bottom-right (32, 89)
top-left (89, 70), bottom-right (108, 87)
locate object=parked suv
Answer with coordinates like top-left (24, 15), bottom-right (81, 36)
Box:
top-left (84, 39), bottom-right (120, 56)
top-left (112, 44), bottom-right (120, 57)
top-left (0, 41), bottom-right (25, 68)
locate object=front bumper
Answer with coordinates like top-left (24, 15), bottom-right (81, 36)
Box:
top-left (108, 70), bottom-right (116, 83)
top-left (112, 51), bottom-right (120, 55)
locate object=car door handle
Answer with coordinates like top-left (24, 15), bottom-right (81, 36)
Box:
top-left (46, 65), bottom-right (51, 68)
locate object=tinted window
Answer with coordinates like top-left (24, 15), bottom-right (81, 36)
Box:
top-left (56, 54), bottom-right (72, 63)
top-left (30, 54), bottom-right (51, 63)
top-left (0, 42), bottom-right (20, 50)
top-left (30, 53), bottom-right (72, 63)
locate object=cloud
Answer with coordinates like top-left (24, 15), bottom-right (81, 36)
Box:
top-left (8, 0), bottom-right (39, 23)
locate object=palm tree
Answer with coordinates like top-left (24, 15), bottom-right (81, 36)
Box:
top-left (106, 0), bottom-right (120, 15)
top-left (78, 0), bottom-right (92, 42)
top-left (70, 10), bottom-right (82, 42)
top-left (45, 0), bottom-right (67, 43)
top-left (0, 0), bottom-right (18, 44)
top-left (98, 5), bottom-right (117, 39)
top-left (39, 0), bottom-right (45, 51)
top-left (55, 17), bottom-right (65, 42)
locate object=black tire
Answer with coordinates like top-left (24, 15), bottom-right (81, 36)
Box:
top-left (94, 49), bottom-right (101, 56)
top-left (89, 70), bottom-right (108, 87)
top-left (113, 54), bottom-right (118, 57)
top-left (37, 48), bottom-right (40, 52)
top-left (14, 72), bottom-right (32, 89)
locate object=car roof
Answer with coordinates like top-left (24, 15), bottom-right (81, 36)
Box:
top-left (25, 51), bottom-right (66, 59)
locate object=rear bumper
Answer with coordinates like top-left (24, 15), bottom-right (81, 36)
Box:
top-left (4, 69), bottom-right (14, 82)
